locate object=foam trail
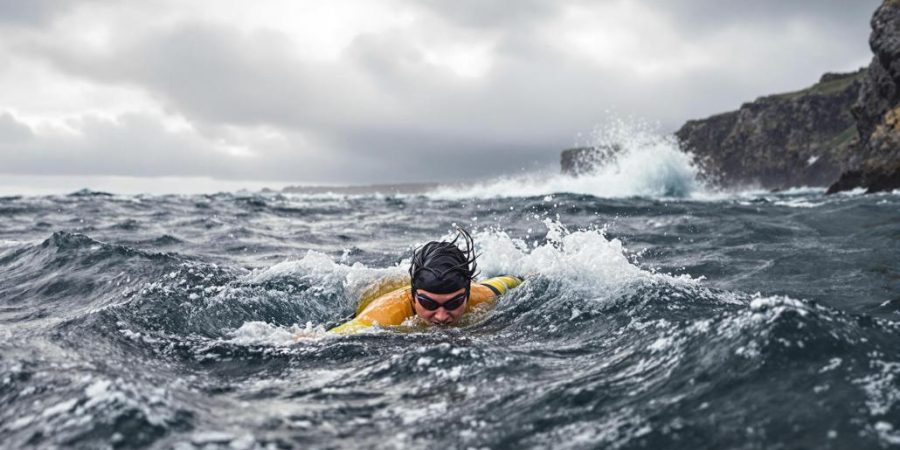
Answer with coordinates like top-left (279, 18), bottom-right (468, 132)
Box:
top-left (474, 220), bottom-right (696, 294)
top-left (429, 118), bottom-right (705, 200)
top-left (224, 218), bottom-right (696, 346)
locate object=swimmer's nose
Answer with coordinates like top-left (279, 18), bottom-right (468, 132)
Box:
top-left (433, 309), bottom-right (451, 324)
top-left (432, 310), bottom-right (454, 325)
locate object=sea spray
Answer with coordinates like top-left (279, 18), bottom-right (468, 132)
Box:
top-left (430, 117), bottom-right (705, 199)
top-left (212, 219), bottom-right (687, 345)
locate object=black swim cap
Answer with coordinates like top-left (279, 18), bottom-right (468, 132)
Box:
top-left (409, 227), bottom-right (479, 294)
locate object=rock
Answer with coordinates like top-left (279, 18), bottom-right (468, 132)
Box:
top-left (829, 0), bottom-right (900, 193)
top-left (560, 147), bottom-right (594, 175)
top-left (825, 169), bottom-right (865, 194)
top-left (826, 160), bottom-right (900, 194)
top-left (560, 1), bottom-right (899, 194)
top-left (674, 69), bottom-right (865, 190)
top-left (560, 145), bottom-right (620, 176)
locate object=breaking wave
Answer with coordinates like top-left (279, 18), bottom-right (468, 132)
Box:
top-left (430, 119), bottom-right (705, 199)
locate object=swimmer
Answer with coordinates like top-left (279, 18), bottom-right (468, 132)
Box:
top-left (299, 227), bottom-right (522, 337)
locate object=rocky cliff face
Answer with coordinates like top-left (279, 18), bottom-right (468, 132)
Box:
top-left (828, 0), bottom-right (900, 193)
top-left (561, 1), bottom-right (900, 193)
top-left (674, 70), bottom-right (865, 190)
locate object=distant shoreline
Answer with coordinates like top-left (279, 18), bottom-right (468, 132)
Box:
top-left (279, 182), bottom-right (439, 195)
top-left (0, 174), bottom-right (444, 197)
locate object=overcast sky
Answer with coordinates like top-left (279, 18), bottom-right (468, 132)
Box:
top-left (0, 0), bottom-right (882, 188)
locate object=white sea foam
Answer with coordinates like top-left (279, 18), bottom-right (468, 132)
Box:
top-left (245, 250), bottom-right (407, 301)
top-left (233, 218), bottom-right (698, 346)
top-left (226, 321), bottom-right (328, 346)
top-left (428, 119), bottom-right (705, 200)
top-left (474, 219), bottom-right (694, 294)
top-left (226, 252), bottom-right (409, 346)
top-left (772, 198), bottom-right (823, 208)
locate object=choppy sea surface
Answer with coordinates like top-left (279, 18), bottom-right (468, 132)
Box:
top-left (2, 143), bottom-right (900, 449)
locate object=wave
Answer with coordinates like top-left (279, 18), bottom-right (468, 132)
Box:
top-left (5, 213), bottom-right (900, 448)
top-left (190, 224), bottom-right (900, 449)
top-left (210, 221), bottom-right (699, 346)
top-left (429, 120), bottom-right (706, 200)
top-left (0, 232), bottom-right (181, 320)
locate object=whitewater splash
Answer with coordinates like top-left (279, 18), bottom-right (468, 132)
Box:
top-left (430, 119), bottom-right (705, 199)
top-left (229, 219), bottom-right (670, 344)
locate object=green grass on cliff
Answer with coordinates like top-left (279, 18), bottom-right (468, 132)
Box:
top-left (829, 125), bottom-right (859, 157)
top-left (768, 70), bottom-right (866, 101)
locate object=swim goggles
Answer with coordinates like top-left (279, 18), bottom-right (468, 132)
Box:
top-left (414, 291), bottom-right (468, 311)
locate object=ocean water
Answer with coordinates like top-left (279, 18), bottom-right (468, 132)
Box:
top-left (2, 139), bottom-right (900, 449)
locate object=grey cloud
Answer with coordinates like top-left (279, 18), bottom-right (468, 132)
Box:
top-left (646, 0), bottom-right (880, 36)
top-left (414, 0), bottom-right (882, 42)
top-left (344, 29), bottom-right (451, 97)
top-left (0, 0), bottom-right (105, 26)
top-left (324, 124), bottom-right (561, 182)
top-left (411, 0), bottom-right (558, 29)
top-left (0, 111), bottom-right (435, 184)
top-left (22, 21), bottom-right (566, 149)
top-left (22, 23), bottom-right (396, 131)
top-left (0, 0), bottom-right (67, 25)
top-left (0, 111), bottom-right (33, 143)
top-left (1, 113), bottom-right (231, 177)
top-left (1, 0), bottom-right (885, 184)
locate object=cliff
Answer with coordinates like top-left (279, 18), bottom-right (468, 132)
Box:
top-left (674, 70), bottom-right (865, 190)
top-left (827, 0), bottom-right (900, 193)
top-left (561, 1), bottom-right (900, 193)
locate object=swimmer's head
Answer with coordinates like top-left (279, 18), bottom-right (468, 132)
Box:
top-left (409, 227), bottom-right (478, 325)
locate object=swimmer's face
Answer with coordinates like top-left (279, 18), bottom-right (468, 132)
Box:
top-left (413, 287), bottom-right (467, 326)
